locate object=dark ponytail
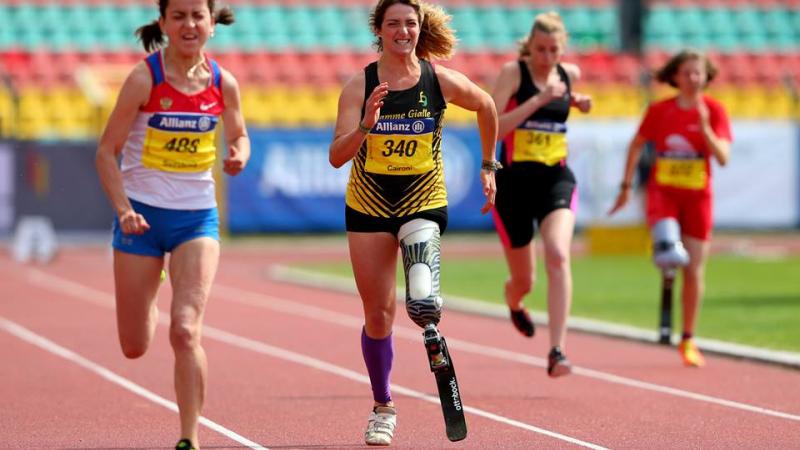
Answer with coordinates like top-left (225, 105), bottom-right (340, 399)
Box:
top-left (136, 20), bottom-right (165, 53)
top-left (135, 1), bottom-right (235, 52)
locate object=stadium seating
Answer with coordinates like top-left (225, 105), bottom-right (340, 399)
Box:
top-left (0, 1), bottom-right (798, 139)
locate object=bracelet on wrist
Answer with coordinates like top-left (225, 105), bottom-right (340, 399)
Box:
top-left (357, 122), bottom-right (371, 134)
top-left (481, 159), bottom-right (503, 172)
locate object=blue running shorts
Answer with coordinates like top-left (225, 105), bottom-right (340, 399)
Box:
top-left (112, 199), bottom-right (219, 257)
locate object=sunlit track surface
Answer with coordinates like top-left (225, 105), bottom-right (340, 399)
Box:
top-left (1, 247), bottom-right (799, 449)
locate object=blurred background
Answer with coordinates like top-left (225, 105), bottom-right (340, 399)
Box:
top-left (0, 0), bottom-right (798, 244)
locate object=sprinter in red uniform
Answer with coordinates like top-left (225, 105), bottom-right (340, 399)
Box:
top-left (609, 49), bottom-right (732, 367)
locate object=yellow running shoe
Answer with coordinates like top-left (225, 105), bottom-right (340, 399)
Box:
top-left (678, 338), bottom-right (706, 367)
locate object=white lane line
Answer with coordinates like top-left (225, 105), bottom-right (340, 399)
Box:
top-left (210, 283), bottom-right (800, 423)
top-left (203, 325), bottom-right (608, 449)
top-left (23, 268), bottom-right (608, 449)
top-left (23, 268), bottom-right (800, 422)
top-left (0, 316), bottom-right (268, 450)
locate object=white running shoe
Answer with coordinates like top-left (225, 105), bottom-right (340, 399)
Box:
top-left (364, 405), bottom-right (397, 446)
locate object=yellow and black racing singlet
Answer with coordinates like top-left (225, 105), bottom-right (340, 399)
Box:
top-left (501, 62), bottom-right (571, 167)
top-left (345, 60), bottom-right (447, 218)
top-left (140, 51), bottom-right (223, 173)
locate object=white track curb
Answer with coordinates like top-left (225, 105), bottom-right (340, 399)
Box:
top-left (267, 265), bottom-right (800, 370)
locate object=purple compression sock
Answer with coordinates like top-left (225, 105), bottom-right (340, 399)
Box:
top-left (361, 327), bottom-right (393, 404)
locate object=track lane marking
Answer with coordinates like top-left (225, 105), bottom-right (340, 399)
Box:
top-left (21, 267), bottom-right (800, 422)
top-left (0, 316), bottom-right (268, 450)
top-left (210, 282), bottom-right (800, 423)
top-left (20, 267), bottom-right (609, 449)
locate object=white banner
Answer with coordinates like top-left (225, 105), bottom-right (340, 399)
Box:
top-left (566, 119), bottom-right (799, 228)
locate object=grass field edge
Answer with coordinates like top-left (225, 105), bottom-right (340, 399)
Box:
top-left (267, 264), bottom-right (800, 370)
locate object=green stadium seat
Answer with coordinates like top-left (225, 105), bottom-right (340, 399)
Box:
top-left (256, 6), bottom-right (288, 35)
top-left (593, 7), bottom-right (618, 49)
top-left (761, 9), bottom-right (793, 37)
top-left (704, 31), bottom-right (737, 52)
top-left (673, 7), bottom-right (705, 37)
top-left (644, 6), bottom-right (675, 41)
top-left (315, 6), bottom-right (344, 37)
top-left (509, 8), bottom-right (536, 38)
top-left (739, 32), bottom-right (769, 52)
top-left (478, 6), bottom-right (508, 44)
top-left (703, 7), bottom-right (733, 37)
top-left (731, 7), bottom-right (762, 36)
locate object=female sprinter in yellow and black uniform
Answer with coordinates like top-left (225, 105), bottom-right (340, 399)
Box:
top-left (329, 0), bottom-right (498, 445)
top-left (344, 58), bottom-right (448, 234)
top-left (491, 11), bottom-right (592, 379)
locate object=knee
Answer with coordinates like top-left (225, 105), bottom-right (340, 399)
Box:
top-left (169, 318), bottom-right (201, 352)
top-left (364, 304), bottom-right (394, 334)
top-left (544, 249), bottom-right (569, 274)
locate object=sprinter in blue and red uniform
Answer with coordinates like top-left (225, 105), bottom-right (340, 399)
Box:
top-left (95, 1), bottom-right (249, 448)
top-left (490, 11), bottom-right (592, 378)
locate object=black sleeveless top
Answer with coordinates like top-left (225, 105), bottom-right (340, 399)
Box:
top-left (345, 60), bottom-right (448, 218)
top-left (500, 62), bottom-right (572, 167)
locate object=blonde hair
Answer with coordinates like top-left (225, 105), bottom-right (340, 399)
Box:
top-left (518, 11), bottom-right (568, 57)
top-left (369, 0), bottom-right (457, 60)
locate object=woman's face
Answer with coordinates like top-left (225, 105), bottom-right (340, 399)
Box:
top-left (160, 0), bottom-right (214, 56)
top-left (527, 29), bottom-right (564, 70)
top-left (674, 57), bottom-right (707, 94)
top-left (377, 3), bottom-right (420, 56)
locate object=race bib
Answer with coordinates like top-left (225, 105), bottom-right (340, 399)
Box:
top-left (142, 113), bottom-right (218, 172)
top-left (512, 121), bottom-right (568, 166)
top-left (365, 118), bottom-right (435, 175)
top-left (654, 157), bottom-right (707, 190)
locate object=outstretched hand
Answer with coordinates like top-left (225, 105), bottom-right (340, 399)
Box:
top-left (608, 188), bottom-right (631, 216)
top-left (362, 82), bottom-right (389, 129)
top-left (480, 170), bottom-right (497, 214)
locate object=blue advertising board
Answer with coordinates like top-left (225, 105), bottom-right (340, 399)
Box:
top-left (226, 127), bottom-right (494, 233)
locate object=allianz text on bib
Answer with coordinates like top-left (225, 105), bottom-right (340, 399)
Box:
top-left (512, 120), bottom-right (568, 166)
top-left (654, 156), bottom-right (708, 190)
top-left (366, 118), bottom-right (435, 175)
top-left (142, 113), bottom-right (219, 172)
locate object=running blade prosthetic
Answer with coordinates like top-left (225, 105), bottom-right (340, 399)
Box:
top-left (423, 324), bottom-right (467, 442)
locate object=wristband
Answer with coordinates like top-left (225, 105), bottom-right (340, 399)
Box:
top-left (481, 159), bottom-right (503, 172)
top-left (357, 122), bottom-right (371, 134)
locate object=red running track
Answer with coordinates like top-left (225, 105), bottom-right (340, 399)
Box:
top-left (1, 245), bottom-right (799, 449)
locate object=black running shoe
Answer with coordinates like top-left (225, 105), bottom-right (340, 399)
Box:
top-left (510, 308), bottom-right (535, 337)
top-left (175, 439), bottom-right (196, 450)
top-left (547, 347), bottom-right (572, 378)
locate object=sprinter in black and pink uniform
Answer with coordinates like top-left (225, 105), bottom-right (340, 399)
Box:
top-left (94, 1), bottom-right (249, 449)
top-left (490, 11), bottom-right (592, 378)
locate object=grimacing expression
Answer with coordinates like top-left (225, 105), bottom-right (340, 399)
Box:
top-left (378, 3), bottom-right (420, 55)
top-left (674, 58), bottom-right (707, 93)
top-left (160, 0), bottom-right (215, 55)
top-left (528, 29), bottom-right (564, 69)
